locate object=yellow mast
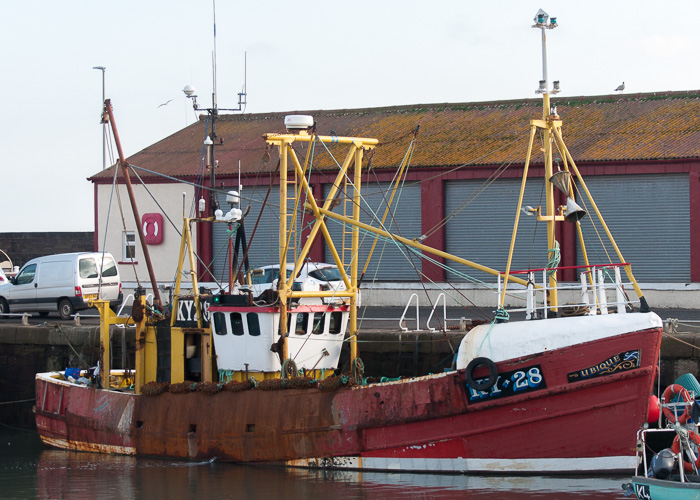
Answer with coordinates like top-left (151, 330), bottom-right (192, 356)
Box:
top-left (499, 10), bottom-right (650, 315)
top-left (501, 10), bottom-right (562, 311)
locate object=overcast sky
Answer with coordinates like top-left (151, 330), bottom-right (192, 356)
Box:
top-left (2, 1), bottom-right (698, 234)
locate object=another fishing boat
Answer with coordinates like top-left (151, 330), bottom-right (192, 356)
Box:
top-left (624, 381), bottom-right (700, 499)
top-left (34, 11), bottom-right (663, 474)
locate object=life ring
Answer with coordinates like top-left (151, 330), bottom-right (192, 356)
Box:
top-left (672, 431), bottom-right (700, 472)
top-left (663, 384), bottom-right (692, 424)
top-left (465, 357), bottom-right (498, 391)
top-left (142, 213), bottom-right (163, 245)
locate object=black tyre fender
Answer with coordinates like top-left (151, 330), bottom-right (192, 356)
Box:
top-left (465, 357), bottom-right (498, 391)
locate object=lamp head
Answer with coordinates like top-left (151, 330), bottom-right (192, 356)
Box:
top-left (534, 9), bottom-right (548, 25)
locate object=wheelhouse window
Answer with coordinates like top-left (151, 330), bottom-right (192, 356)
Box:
top-left (247, 313), bottom-right (261, 336)
top-left (230, 313), bottom-right (244, 336)
top-left (294, 313), bottom-right (309, 335)
top-left (329, 312), bottom-right (343, 334)
top-left (213, 312), bottom-right (226, 335)
top-left (312, 313), bottom-right (324, 335)
top-left (123, 231), bottom-right (136, 261)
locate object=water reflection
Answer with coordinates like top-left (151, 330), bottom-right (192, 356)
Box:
top-left (1, 431), bottom-right (627, 499)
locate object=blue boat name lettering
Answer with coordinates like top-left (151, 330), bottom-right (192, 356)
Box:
top-left (467, 365), bottom-right (545, 403)
top-left (527, 367), bottom-right (543, 387)
top-left (512, 367), bottom-right (543, 392)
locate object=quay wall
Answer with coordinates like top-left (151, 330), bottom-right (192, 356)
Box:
top-left (1, 324), bottom-right (698, 430)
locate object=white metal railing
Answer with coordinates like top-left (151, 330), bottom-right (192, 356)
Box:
top-left (426, 293), bottom-right (462, 332)
top-left (398, 293), bottom-right (465, 332)
top-left (1, 312), bottom-right (31, 325)
top-left (114, 293), bottom-right (154, 328)
top-left (498, 264), bottom-right (638, 320)
top-left (399, 294), bottom-right (421, 332)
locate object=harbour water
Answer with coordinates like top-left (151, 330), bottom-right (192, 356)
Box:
top-left (1, 428), bottom-right (628, 500)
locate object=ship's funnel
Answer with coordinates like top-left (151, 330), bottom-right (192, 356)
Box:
top-left (549, 170), bottom-right (571, 194)
top-left (564, 197), bottom-right (586, 222)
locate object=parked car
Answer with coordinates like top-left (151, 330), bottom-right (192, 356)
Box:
top-left (0, 252), bottom-right (122, 320)
top-left (0, 268), bottom-right (8, 286)
top-left (247, 262), bottom-right (346, 298)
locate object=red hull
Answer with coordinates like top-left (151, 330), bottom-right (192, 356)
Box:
top-left (35, 324), bottom-right (662, 474)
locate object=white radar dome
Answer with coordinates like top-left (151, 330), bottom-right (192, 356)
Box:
top-left (284, 115), bottom-right (314, 131)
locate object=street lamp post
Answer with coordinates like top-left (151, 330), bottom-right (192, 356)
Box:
top-left (92, 66), bottom-right (106, 170)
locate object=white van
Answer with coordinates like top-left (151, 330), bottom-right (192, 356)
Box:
top-left (0, 252), bottom-right (122, 319)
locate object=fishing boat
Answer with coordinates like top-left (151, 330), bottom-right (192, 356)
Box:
top-left (34, 11), bottom-right (663, 474)
top-left (624, 379), bottom-right (700, 499)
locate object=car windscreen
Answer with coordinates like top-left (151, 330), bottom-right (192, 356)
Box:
top-left (101, 257), bottom-right (118, 277)
top-left (15, 264), bottom-right (36, 285)
top-left (79, 258), bottom-right (99, 279)
top-left (309, 267), bottom-right (342, 281)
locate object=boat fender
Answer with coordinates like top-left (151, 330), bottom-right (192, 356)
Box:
top-left (647, 394), bottom-right (660, 424)
top-left (465, 357), bottom-right (498, 391)
top-left (662, 384), bottom-right (692, 424)
top-left (672, 432), bottom-right (700, 473)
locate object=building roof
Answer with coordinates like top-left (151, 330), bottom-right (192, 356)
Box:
top-left (89, 90), bottom-right (700, 182)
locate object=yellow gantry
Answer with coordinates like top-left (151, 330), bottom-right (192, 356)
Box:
top-left (264, 131), bottom-right (378, 365)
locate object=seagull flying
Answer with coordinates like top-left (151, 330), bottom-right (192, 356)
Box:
top-left (614, 82), bottom-right (625, 92)
top-left (158, 99), bottom-right (174, 108)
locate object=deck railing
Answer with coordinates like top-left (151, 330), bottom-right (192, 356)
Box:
top-left (499, 263), bottom-right (638, 319)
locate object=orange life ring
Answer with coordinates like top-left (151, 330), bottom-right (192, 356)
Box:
top-left (662, 384), bottom-right (692, 424)
top-left (672, 431), bottom-right (700, 472)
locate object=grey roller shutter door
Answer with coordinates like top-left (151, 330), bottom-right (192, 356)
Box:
top-left (444, 178), bottom-right (549, 283)
top-left (575, 174), bottom-right (689, 282)
top-left (323, 181), bottom-right (422, 280)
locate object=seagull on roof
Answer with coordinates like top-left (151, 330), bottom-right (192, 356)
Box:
top-left (615, 82), bottom-right (625, 92)
top-left (158, 99), bottom-right (174, 108)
